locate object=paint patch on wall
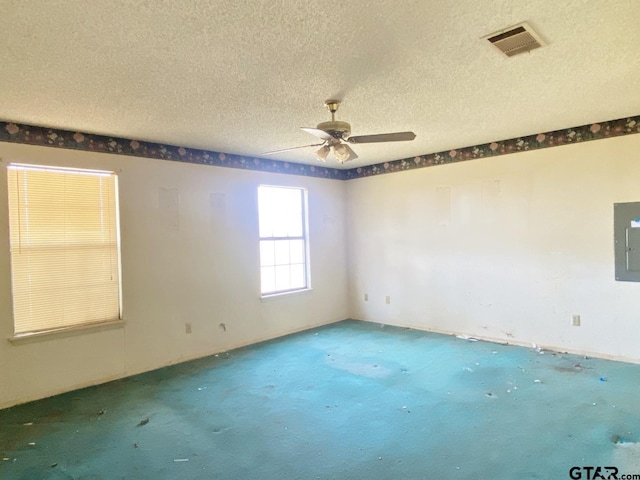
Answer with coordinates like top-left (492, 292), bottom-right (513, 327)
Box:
top-left (435, 187), bottom-right (451, 225)
top-left (159, 187), bottom-right (179, 232)
top-left (323, 214), bottom-right (336, 226)
top-left (210, 192), bottom-right (226, 229)
top-left (452, 184), bottom-right (480, 226)
top-left (482, 180), bottom-right (501, 223)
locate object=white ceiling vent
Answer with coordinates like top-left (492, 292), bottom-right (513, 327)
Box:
top-left (484, 22), bottom-right (545, 57)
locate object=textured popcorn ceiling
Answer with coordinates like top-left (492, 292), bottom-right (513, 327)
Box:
top-left (1, 1), bottom-right (639, 169)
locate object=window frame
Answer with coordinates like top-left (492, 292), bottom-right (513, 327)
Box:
top-left (257, 185), bottom-right (311, 298)
top-left (6, 163), bottom-right (123, 339)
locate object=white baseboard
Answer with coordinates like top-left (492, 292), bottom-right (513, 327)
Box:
top-left (354, 317), bottom-right (640, 365)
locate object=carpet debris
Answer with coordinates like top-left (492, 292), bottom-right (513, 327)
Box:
top-left (137, 418), bottom-right (149, 427)
top-left (456, 334), bottom-right (478, 342)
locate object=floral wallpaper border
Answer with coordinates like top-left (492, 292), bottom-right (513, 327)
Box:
top-left (0, 122), bottom-right (345, 180)
top-left (343, 115), bottom-right (640, 180)
top-left (1, 115), bottom-right (639, 181)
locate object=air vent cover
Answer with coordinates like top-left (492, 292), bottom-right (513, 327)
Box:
top-left (485, 22), bottom-right (545, 57)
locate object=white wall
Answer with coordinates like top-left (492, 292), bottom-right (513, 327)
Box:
top-left (4, 132), bottom-right (639, 408)
top-left (347, 134), bottom-right (640, 362)
top-left (0, 143), bottom-right (349, 408)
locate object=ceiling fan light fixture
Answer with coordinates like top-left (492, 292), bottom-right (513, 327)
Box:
top-left (316, 145), bottom-right (330, 162)
top-left (332, 143), bottom-right (351, 163)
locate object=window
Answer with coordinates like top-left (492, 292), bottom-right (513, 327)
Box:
top-left (258, 185), bottom-right (309, 296)
top-left (7, 164), bottom-right (121, 335)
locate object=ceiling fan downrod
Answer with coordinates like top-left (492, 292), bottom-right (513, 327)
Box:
top-left (324, 99), bottom-right (340, 122)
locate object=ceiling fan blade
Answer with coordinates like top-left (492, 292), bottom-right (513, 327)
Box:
top-left (300, 127), bottom-right (336, 141)
top-left (346, 131), bottom-right (416, 144)
top-left (261, 143), bottom-right (325, 156)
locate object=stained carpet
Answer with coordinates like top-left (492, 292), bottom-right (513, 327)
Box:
top-left (1, 320), bottom-right (639, 479)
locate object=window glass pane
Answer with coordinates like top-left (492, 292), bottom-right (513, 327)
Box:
top-left (259, 186), bottom-right (303, 238)
top-left (274, 240), bottom-right (290, 265)
top-left (261, 266), bottom-right (276, 294)
top-left (271, 213), bottom-right (290, 237)
top-left (290, 264), bottom-right (305, 289)
top-left (289, 240), bottom-right (304, 264)
top-left (258, 187), bottom-right (275, 237)
top-left (260, 240), bottom-right (275, 267)
top-left (285, 209), bottom-right (303, 237)
top-left (283, 190), bottom-right (302, 236)
top-left (274, 265), bottom-right (291, 291)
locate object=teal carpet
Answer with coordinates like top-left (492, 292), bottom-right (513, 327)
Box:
top-left (1, 320), bottom-right (639, 479)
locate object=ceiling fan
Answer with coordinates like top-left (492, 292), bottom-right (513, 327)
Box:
top-left (262, 100), bottom-right (416, 164)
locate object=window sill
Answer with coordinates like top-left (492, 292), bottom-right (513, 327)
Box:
top-left (8, 319), bottom-right (125, 345)
top-left (260, 288), bottom-right (313, 303)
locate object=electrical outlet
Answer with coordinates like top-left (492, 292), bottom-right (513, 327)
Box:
top-left (185, 322), bottom-right (192, 334)
top-left (572, 315), bottom-right (581, 327)
top-left (364, 293), bottom-right (368, 301)
top-left (385, 295), bottom-right (391, 304)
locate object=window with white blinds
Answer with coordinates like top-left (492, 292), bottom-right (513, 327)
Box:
top-left (7, 164), bottom-right (122, 335)
top-left (258, 185), bottom-right (309, 296)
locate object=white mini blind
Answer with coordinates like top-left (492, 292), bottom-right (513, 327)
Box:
top-left (7, 164), bottom-right (121, 334)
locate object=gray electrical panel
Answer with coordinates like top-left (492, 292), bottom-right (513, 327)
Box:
top-left (614, 202), bottom-right (640, 282)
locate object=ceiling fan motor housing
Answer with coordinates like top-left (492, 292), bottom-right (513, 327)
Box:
top-left (316, 120), bottom-right (351, 139)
